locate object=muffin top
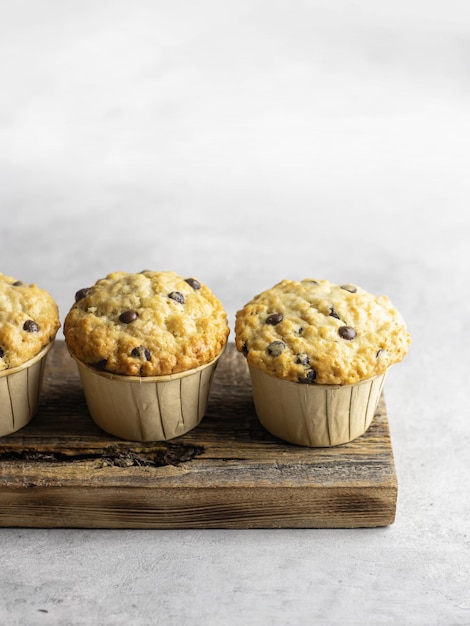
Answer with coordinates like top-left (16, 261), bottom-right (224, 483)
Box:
top-left (0, 273), bottom-right (60, 371)
top-left (235, 278), bottom-right (410, 385)
top-left (64, 270), bottom-right (230, 376)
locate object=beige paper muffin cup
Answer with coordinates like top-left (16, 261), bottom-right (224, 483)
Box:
top-left (248, 366), bottom-right (387, 447)
top-left (72, 349), bottom-right (224, 442)
top-left (0, 342), bottom-right (53, 437)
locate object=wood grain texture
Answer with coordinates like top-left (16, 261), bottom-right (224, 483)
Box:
top-left (0, 341), bottom-right (398, 528)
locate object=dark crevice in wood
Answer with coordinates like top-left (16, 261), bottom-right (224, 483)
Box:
top-left (0, 443), bottom-right (205, 468)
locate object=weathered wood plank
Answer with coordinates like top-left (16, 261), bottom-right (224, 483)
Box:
top-left (0, 342), bottom-right (398, 528)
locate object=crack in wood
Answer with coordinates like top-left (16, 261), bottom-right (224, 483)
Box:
top-left (0, 443), bottom-right (205, 468)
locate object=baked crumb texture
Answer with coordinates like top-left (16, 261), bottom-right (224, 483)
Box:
top-left (64, 271), bottom-right (230, 376)
top-left (235, 279), bottom-right (410, 385)
top-left (0, 273), bottom-right (60, 370)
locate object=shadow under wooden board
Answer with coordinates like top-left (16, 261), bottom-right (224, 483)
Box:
top-left (0, 342), bottom-right (398, 529)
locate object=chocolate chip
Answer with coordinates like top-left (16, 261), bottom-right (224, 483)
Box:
top-left (12, 281), bottom-right (24, 287)
top-left (241, 342), bottom-right (249, 356)
top-left (23, 320), bottom-right (39, 333)
top-left (266, 313), bottom-right (283, 325)
top-left (329, 306), bottom-right (341, 320)
top-left (92, 359), bottom-right (108, 370)
top-left (0, 348), bottom-right (4, 358)
top-left (296, 353), bottom-right (310, 365)
top-left (131, 346), bottom-right (151, 361)
top-left (119, 310), bottom-right (138, 324)
top-left (298, 327), bottom-right (304, 334)
top-left (339, 326), bottom-right (356, 340)
top-left (298, 369), bottom-right (316, 384)
top-left (341, 284), bottom-right (357, 293)
top-left (168, 291), bottom-right (185, 304)
top-left (267, 340), bottom-right (286, 357)
top-left (75, 287), bottom-right (91, 302)
top-left (184, 278), bottom-right (201, 290)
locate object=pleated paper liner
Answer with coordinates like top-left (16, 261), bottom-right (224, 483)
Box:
top-left (72, 348), bottom-right (225, 442)
top-left (248, 365), bottom-right (387, 447)
top-left (0, 342), bottom-right (54, 437)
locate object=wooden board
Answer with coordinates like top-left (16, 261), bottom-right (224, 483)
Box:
top-left (0, 341), bottom-right (398, 528)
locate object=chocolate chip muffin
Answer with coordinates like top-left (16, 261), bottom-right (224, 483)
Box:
top-left (64, 270), bottom-right (230, 376)
top-left (235, 278), bottom-right (410, 446)
top-left (0, 273), bottom-right (60, 371)
top-left (63, 270), bottom-right (229, 442)
top-left (0, 273), bottom-right (60, 437)
top-left (235, 278), bottom-right (410, 385)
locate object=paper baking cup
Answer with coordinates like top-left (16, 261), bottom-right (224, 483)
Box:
top-left (248, 366), bottom-right (387, 447)
top-left (0, 342), bottom-right (53, 437)
top-left (72, 351), bottom-right (224, 442)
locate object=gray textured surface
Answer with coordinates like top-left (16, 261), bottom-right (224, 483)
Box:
top-left (1, 2), bottom-right (469, 624)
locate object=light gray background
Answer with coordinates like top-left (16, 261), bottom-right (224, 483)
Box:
top-left (1, 1), bottom-right (469, 624)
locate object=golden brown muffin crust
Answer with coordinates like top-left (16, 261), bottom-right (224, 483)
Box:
top-left (235, 278), bottom-right (410, 385)
top-left (0, 273), bottom-right (60, 370)
top-left (64, 271), bottom-right (229, 376)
